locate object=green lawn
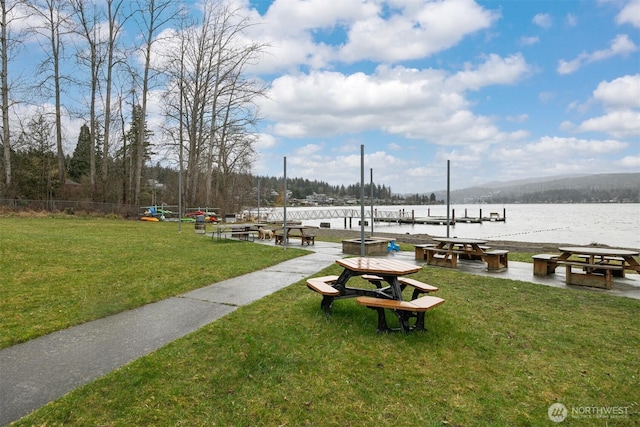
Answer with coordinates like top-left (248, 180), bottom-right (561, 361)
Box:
top-left (0, 216), bottom-right (307, 349)
top-left (3, 217), bottom-right (639, 426)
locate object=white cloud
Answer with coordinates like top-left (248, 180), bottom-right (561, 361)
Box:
top-left (260, 53), bottom-right (531, 145)
top-left (244, 0), bottom-right (501, 73)
top-left (566, 13), bottom-right (578, 27)
top-left (519, 36), bottom-right (539, 46)
top-left (592, 74), bottom-right (640, 109)
top-left (489, 136), bottom-right (631, 180)
top-left (533, 13), bottom-right (552, 29)
top-left (531, 136), bottom-right (627, 154)
top-left (448, 53), bottom-right (531, 91)
top-left (340, 0), bottom-right (499, 62)
top-left (619, 155), bottom-right (640, 167)
top-left (616, 0), bottom-right (640, 28)
top-left (255, 133), bottom-right (279, 150)
top-left (576, 109), bottom-right (640, 138)
top-left (565, 74), bottom-right (640, 139)
top-left (261, 0), bottom-right (377, 38)
top-left (557, 34), bottom-right (638, 74)
top-left (294, 143), bottom-right (324, 156)
top-left (281, 148), bottom-right (408, 188)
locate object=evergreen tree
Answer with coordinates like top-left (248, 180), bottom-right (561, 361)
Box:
top-left (121, 104), bottom-right (153, 203)
top-left (68, 124), bottom-right (91, 180)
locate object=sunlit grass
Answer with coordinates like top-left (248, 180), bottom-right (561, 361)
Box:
top-left (0, 217), bottom-right (307, 348)
top-left (3, 217), bottom-right (639, 426)
top-left (14, 262), bottom-right (640, 426)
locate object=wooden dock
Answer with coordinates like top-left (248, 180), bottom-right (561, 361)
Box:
top-left (254, 207), bottom-right (505, 226)
top-left (377, 208), bottom-right (505, 225)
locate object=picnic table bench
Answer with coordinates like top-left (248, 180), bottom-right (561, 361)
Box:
top-left (482, 249), bottom-right (509, 271)
top-left (423, 238), bottom-right (508, 271)
top-left (357, 275), bottom-right (442, 332)
top-left (556, 260), bottom-right (623, 290)
top-left (306, 258), bottom-right (445, 333)
top-left (532, 254), bottom-right (559, 276)
top-left (231, 227), bottom-right (257, 241)
top-left (212, 224), bottom-right (258, 241)
top-left (414, 244), bottom-right (436, 260)
top-left (576, 254), bottom-right (625, 277)
top-left (424, 247), bottom-right (467, 268)
top-left (274, 226), bottom-right (315, 245)
top-left (361, 274), bottom-right (439, 299)
top-left (356, 295), bottom-right (445, 332)
top-left (533, 247), bottom-right (639, 289)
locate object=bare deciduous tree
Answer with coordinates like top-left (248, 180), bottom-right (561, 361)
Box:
top-left (131, 0), bottom-right (174, 205)
top-left (162, 0), bottom-right (266, 213)
top-left (70, 0), bottom-right (104, 196)
top-left (25, 0), bottom-right (75, 186)
top-left (1, 0), bottom-right (26, 192)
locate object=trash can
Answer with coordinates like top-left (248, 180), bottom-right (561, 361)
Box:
top-left (195, 215), bottom-right (206, 234)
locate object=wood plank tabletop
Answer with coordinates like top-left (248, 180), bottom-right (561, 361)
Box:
top-left (559, 247), bottom-right (639, 257)
top-left (336, 257), bottom-right (421, 275)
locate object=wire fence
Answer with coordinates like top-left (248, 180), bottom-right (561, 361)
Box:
top-left (0, 199), bottom-right (140, 217)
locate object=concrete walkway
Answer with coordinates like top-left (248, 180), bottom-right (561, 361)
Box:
top-left (0, 242), bottom-right (341, 426)
top-left (1, 239), bottom-right (639, 425)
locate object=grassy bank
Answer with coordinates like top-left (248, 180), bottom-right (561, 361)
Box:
top-left (15, 265), bottom-right (640, 426)
top-left (4, 217), bottom-right (639, 425)
top-left (0, 217), bottom-right (306, 349)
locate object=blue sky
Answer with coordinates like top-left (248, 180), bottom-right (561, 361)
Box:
top-left (242, 0), bottom-right (640, 193)
top-left (14, 0), bottom-right (640, 194)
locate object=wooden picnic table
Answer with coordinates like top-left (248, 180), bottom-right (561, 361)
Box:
top-left (424, 237), bottom-right (508, 271)
top-left (213, 223), bottom-right (258, 241)
top-left (335, 257), bottom-right (422, 299)
top-left (274, 225), bottom-right (315, 245)
top-left (306, 257), bottom-right (445, 333)
top-left (556, 246), bottom-right (640, 289)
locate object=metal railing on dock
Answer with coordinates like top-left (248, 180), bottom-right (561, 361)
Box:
top-left (257, 207), bottom-right (505, 225)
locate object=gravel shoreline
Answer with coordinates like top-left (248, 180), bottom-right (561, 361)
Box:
top-left (310, 227), bottom-right (590, 253)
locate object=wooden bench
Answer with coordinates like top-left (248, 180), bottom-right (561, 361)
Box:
top-left (424, 248), bottom-right (466, 268)
top-left (361, 275), bottom-right (438, 300)
top-left (454, 244), bottom-right (491, 260)
top-left (356, 295), bottom-right (445, 333)
top-left (361, 274), bottom-right (386, 288)
top-left (414, 244), bottom-right (436, 260)
top-left (230, 230), bottom-right (257, 241)
top-left (532, 254), bottom-right (559, 276)
top-left (306, 275), bottom-right (340, 314)
top-left (275, 233), bottom-right (315, 245)
top-left (306, 275), bottom-right (340, 296)
top-left (482, 249), bottom-right (509, 271)
top-left (556, 260), bottom-right (623, 290)
top-left (398, 277), bottom-right (439, 299)
top-left (576, 255), bottom-right (625, 277)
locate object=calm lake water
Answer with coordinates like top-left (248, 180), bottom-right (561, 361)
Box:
top-left (276, 204), bottom-right (640, 250)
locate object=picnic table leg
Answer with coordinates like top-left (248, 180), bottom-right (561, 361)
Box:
top-left (392, 310), bottom-right (412, 333)
top-left (320, 296), bottom-right (334, 315)
top-left (414, 312), bottom-right (426, 331)
top-left (372, 307), bottom-right (391, 332)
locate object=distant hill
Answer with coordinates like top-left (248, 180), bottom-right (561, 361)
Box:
top-left (431, 173), bottom-right (640, 203)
